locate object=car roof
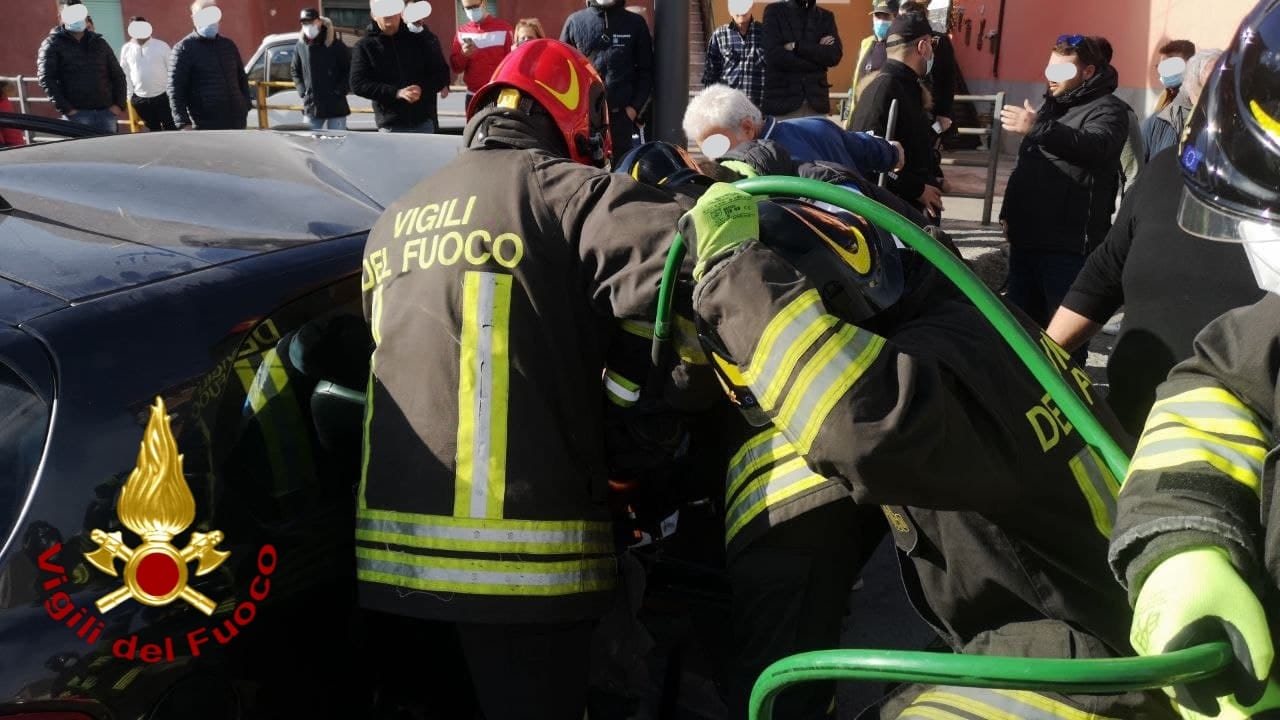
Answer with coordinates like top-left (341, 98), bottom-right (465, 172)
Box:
top-left (0, 130), bottom-right (461, 322)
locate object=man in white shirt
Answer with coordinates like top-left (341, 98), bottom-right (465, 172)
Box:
top-left (119, 16), bottom-right (175, 130)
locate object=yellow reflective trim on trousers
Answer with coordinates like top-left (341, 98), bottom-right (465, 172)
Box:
top-left (455, 272), bottom-right (512, 519)
top-left (1131, 425), bottom-right (1266, 493)
top-left (743, 289), bottom-right (822, 386)
top-left (796, 333), bottom-right (885, 454)
top-left (724, 456), bottom-right (830, 544)
top-left (1068, 445), bottom-right (1119, 538)
top-left (758, 313), bottom-right (839, 410)
top-left (356, 546), bottom-right (615, 596)
top-left (724, 429), bottom-right (800, 505)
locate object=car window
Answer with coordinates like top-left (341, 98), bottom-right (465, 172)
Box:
top-left (268, 45), bottom-right (296, 89)
top-left (200, 279), bottom-right (369, 522)
top-left (0, 363), bottom-right (50, 537)
top-left (247, 50), bottom-right (268, 84)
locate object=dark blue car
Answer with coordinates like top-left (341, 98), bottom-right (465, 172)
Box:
top-left (0, 127), bottom-right (462, 719)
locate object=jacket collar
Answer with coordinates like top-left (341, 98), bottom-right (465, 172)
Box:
top-left (729, 17), bottom-right (757, 34)
top-left (882, 58), bottom-right (923, 82)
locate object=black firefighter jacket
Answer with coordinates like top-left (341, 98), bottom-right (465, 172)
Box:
top-left (560, 2), bottom-right (654, 116)
top-left (849, 60), bottom-right (942, 211)
top-left (350, 22), bottom-right (449, 130)
top-left (357, 115), bottom-right (690, 624)
top-left (37, 26), bottom-right (127, 115)
top-left (761, 0), bottom-right (843, 117)
top-left (168, 31), bottom-right (250, 130)
top-left (690, 231), bottom-right (1176, 716)
top-left (1001, 64), bottom-right (1130, 255)
top-left (1111, 294), bottom-right (1280, 666)
top-left (290, 19), bottom-right (351, 120)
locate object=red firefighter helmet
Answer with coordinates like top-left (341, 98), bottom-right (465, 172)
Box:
top-left (467, 39), bottom-right (613, 167)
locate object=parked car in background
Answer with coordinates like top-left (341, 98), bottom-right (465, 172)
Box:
top-left (244, 32), bottom-right (466, 132)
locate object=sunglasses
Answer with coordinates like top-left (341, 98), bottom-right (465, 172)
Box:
top-left (1056, 34), bottom-right (1085, 46)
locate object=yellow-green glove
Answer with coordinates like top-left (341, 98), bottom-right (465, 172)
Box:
top-left (677, 182), bottom-right (760, 281)
top-left (1131, 547), bottom-right (1274, 716)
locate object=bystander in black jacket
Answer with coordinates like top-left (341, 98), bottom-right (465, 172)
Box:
top-left (849, 59), bottom-right (941, 212)
top-left (291, 18), bottom-right (351, 121)
top-left (169, 30), bottom-right (250, 130)
top-left (761, 0), bottom-right (843, 116)
top-left (1001, 64), bottom-right (1129, 255)
top-left (1059, 148), bottom-right (1264, 436)
top-left (350, 21), bottom-right (449, 130)
top-left (37, 25), bottom-right (127, 116)
top-left (560, 1), bottom-right (653, 119)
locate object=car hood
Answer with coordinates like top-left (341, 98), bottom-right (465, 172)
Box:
top-left (0, 131), bottom-right (461, 306)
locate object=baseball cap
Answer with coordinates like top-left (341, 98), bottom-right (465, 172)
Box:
top-left (300, 7), bottom-right (319, 21)
top-left (870, 0), bottom-right (899, 15)
top-left (886, 13), bottom-right (933, 44)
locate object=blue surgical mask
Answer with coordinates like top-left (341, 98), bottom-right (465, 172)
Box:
top-left (66, 20), bottom-right (87, 32)
top-left (464, 7), bottom-right (484, 22)
top-left (1160, 72), bottom-right (1184, 89)
top-left (197, 23), bottom-right (218, 38)
top-left (872, 19), bottom-right (891, 41)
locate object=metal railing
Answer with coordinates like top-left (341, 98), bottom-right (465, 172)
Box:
top-left (2, 74), bottom-right (141, 143)
top-left (687, 88), bottom-right (1006, 226)
top-left (250, 79), bottom-right (469, 129)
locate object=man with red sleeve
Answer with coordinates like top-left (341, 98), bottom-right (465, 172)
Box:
top-left (450, 1), bottom-right (512, 105)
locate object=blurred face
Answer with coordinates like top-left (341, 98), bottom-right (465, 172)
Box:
top-left (731, 12), bottom-right (752, 26)
top-left (696, 117), bottom-right (759, 153)
top-left (1046, 51), bottom-right (1092, 96)
top-left (374, 11), bottom-right (401, 33)
top-left (514, 27), bottom-right (538, 46)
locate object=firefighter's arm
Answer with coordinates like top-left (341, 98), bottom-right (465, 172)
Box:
top-left (1109, 297), bottom-right (1278, 600)
top-left (680, 185), bottom-right (1011, 510)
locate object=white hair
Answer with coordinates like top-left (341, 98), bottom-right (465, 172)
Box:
top-left (1183, 49), bottom-right (1223, 103)
top-left (683, 84), bottom-right (763, 142)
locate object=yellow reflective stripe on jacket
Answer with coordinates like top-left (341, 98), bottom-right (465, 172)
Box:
top-left (899, 706), bottom-right (969, 720)
top-left (455, 271), bottom-right (513, 519)
top-left (773, 324), bottom-right (886, 452)
top-left (357, 546), bottom-right (616, 597)
top-left (1130, 424), bottom-right (1268, 494)
top-left (235, 345), bottom-right (314, 495)
top-left (1146, 386), bottom-right (1271, 443)
top-left (1068, 446), bottom-right (1119, 537)
top-left (356, 508), bottom-right (614, 555)
top-left (743, 289), bottom-right (824, 387)
top-left (724, 428), bottom-right (800, 505)
top-left (604, 368), bottom-right (642, 407)
top-left (912, 688), bottom-right (1112, 720)
top-left (725, 455), bottom-right (830, 544)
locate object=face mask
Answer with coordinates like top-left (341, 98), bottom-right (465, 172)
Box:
top-left (66, 20), bottom-right (87, 32)
top-left (464, 7), bottom-right (484, 21)
top-left (595, 0), bottom-right (617, 6)
top-left (1240, 222), bottom-right (1280, 294)
top-left (407, 22), bottom-right (424, 33)
top-left (302, 23), bottom-right (320, 39)
top-left (872, 19), bottom-right (891, 40)
top-left (197, 23), bottom-right (219, 38)
top-left (925, 52), bottom-right (935, 75)
top-left (1159, 72), bottom-right (1183, 89)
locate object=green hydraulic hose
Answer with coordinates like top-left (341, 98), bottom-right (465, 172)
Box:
top-left (748, 644), bottom-right (1232, 720)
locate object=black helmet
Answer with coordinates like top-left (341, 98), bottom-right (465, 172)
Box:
top-left (1177, 0), bottom-right (1280, 244)
top-left (614, 141), bottom-right (709, 189)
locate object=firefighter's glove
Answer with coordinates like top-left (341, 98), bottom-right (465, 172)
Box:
top-left (1130, 547), bottom-right (1274, 716)
top-left (679, 182), bottom-right (760, 281)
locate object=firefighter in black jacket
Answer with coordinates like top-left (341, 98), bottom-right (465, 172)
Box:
top-left (561, 0), bottom-right (653, 158)
top-left (350, 3), bottom-right (449, 133)
top-left (357, 40), bottom-right (689, 720)
top-left (1110, 3), bottom-right (1280, 716)
top-left (667, 173), bottom-right (1178, 717)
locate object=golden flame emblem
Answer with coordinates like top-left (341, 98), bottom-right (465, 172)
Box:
top-left (84, 397), bottom-right (229, 615)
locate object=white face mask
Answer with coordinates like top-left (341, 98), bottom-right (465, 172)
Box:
top-left (464, 6), bottom-right (484, 21)
top-left (1241, 221), bottom-right (1280, 294)
top-left (302, 23), bottom-right (320, 39)
top-left (407, 22), bottom-right (424, 32)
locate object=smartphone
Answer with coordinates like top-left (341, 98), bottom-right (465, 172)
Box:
top-left (931, 120), bottom-right (944, 134)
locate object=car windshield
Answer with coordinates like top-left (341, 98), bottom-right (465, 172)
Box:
top-left (0, 363), bottom-right (49, 536)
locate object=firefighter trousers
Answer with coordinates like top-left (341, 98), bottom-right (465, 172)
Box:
top-left (726, 498), bottom-right (889, 719)
top-left (457, 619), bottom-right (597, 720)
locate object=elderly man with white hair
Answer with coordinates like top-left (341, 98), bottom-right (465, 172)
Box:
top-left (683, 83), bottom-right (903, 179)
top-left (1141, 48), bottom-right (1222, 163)
top-left (169, 0), bottom-right (250, 130)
